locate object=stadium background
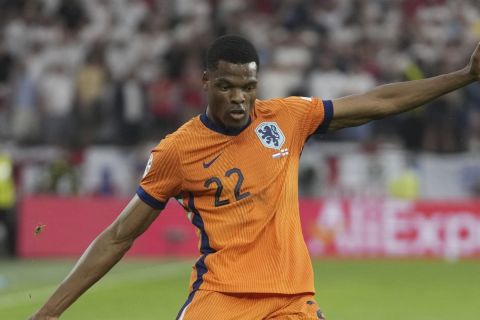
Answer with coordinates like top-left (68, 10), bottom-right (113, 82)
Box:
top-left (1, 0), bottom-right (480, 319)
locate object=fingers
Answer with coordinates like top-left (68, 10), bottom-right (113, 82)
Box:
top-left (317, 308), bottom-right (326, 319)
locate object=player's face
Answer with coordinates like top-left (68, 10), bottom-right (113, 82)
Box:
top-left (203, 60), bottom-right (258, 129)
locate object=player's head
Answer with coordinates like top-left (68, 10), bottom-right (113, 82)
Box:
top-left (206, 35), bottom-right (260, 72)
top-left (203, 35), bottom-right (259, 130)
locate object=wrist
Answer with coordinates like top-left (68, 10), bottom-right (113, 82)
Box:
top-left (466, 64), bottom-right (480, 81)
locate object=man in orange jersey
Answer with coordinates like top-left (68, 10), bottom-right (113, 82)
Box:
top-left (30, 35), bottom-right (480, 320)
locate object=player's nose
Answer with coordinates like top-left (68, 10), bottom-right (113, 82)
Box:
top-left (230, 88), bottom-right (245, 104)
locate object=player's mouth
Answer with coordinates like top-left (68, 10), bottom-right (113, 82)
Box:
top-left (229, 108), bottom-right (246, 120)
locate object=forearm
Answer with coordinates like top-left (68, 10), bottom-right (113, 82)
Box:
top-left (370, 66), bottom-right (476, 115)
top-left (30, 196), bottom-right (159, 319)
top-left (36, 228), bottom-right (132, 317)
top-left (331, 66), bottom-right (477, 130)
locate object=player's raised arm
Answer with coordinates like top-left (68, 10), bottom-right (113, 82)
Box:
top-left (328, 41), bottom-right (480, 131)
top-left (28, 195), bottom-right (161, 320)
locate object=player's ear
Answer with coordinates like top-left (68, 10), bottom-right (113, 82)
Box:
top-left (202, 71), bottom-right (209, 91)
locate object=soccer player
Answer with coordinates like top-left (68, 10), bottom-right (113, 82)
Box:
top-left (30, 35), bottom-right (480, 320)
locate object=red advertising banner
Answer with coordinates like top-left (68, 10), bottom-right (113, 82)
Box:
top-left (301, 198), bottom-right (480, 259)
top-left (18, 197), bottom-right (480, 258)
top-left (18, 196), bottom-right (198, 257)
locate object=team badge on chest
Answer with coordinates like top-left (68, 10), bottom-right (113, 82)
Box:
top-left (255, 122), bottom-right (285, 150)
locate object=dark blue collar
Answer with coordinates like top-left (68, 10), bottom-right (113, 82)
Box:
top-left (200, 113), bottom-right (252, 136)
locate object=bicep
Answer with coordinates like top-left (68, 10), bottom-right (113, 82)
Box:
top-left (109, 195), bottom-right (161, 244)
top-left (329, 94), bottom-right (391, 131)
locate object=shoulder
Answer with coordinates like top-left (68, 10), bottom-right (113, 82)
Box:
top-left (254, 96), bottom-right (321, 117)
top-left (254, 98), bottom-right (285, 118)
top-left (152, 116), bottom-right (201, 151)
top-left (256, 96), bottom-right (318, 109)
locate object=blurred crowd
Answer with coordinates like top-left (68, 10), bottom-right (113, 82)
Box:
top-left (0, 0), bottom-right (480, 152)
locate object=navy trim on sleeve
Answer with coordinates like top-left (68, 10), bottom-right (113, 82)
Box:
top-left (136, 186), bottom-right (167, 210)
top-left (314, 99), bottom-right (334, 134)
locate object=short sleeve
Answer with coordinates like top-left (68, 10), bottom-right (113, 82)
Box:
top-left (282, 96), bottom-right (333, 140)
top-left (136, 137), bottom-right (183, 209)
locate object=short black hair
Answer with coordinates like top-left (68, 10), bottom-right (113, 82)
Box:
top-left (206, 35), bottom-right (259, 71)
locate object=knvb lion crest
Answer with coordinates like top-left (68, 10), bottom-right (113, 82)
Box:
top-left (255, 122), bottom-right (285, 150)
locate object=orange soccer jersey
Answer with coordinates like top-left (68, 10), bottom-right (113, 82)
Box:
top-left (138, 97), bottom-right (333, 296)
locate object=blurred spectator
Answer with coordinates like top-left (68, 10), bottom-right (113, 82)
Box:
top-left (0, 41), bottom-right (15, 138)
top-left (147, 74), bottom-right (181, 138)
top-left (75, 46), bottom-right (107, 144)
top-left (11, 59), bottom-right (40, 144)
top-left (0, 149), bottom-right (16, 256)
top-left (94, 166), bottom-right (117, 196)
top-left (43, 150), bottom-right (79, 195)
top-left (112, 73), bottom-right (146, 145)
top-left (39, 63), bottom-right (75, 145)
top-left (56, 0), bottom-right (87, 32)
top-left (122, 73), bottom-right (146, 143)
top-left (422, 94), bottom-right (468, 153)
top-left (178, 54), bottom-right (207, 118)
top-left (465, 82), bottom-right (480, 151)
top-left (0, 41), bottom-right (14, 92)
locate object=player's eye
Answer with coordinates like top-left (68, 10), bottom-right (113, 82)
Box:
top-left (217, 83), bottom-right (230, 91)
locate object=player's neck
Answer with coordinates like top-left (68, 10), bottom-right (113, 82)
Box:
top-left (200, 112), bottom-right (251, 136)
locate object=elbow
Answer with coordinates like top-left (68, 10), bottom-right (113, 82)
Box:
top-left (107, 225), bottom-right (135, 253)
top-left (113, 233), bottom-right (135, 252)
top-left (116, 238), bottom-right (134, 252)
top-left (370, 100), bottom-right (398, 119)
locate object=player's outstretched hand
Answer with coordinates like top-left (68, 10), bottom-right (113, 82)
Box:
top-left (468, 41), bottom-right (480, 80)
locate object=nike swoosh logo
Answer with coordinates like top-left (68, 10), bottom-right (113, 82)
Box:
top-left (203, 154), bottom-right (222, 169)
